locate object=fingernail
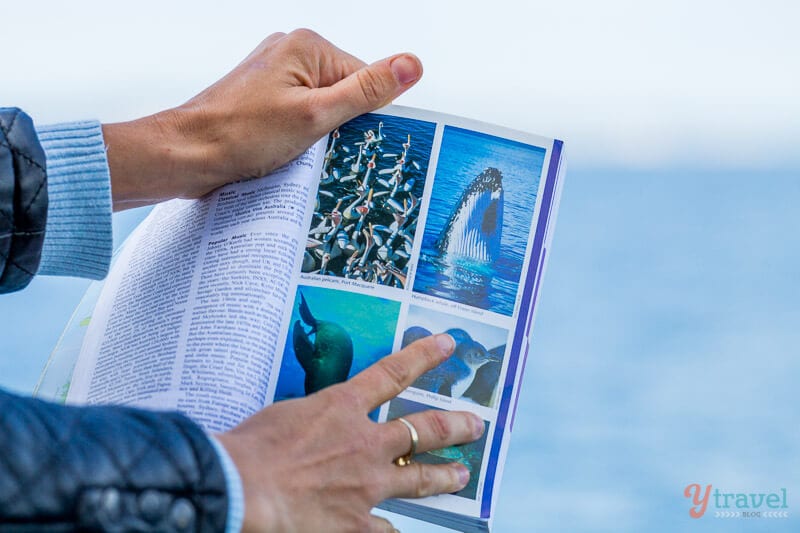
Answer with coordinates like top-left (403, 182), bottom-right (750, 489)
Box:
top-left (456, 464), bottom-right (470, 489)
top-left (435, 333), bottom-right (455, 357)
top-left (390, 54), bottom-right (421, 85)
top-left (471, 415), bottom-right (485, 439)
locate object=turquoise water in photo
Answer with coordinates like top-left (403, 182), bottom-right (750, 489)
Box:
top-left (274, 285), bottom-right (400, 405)
top-left (413, 126), bottom-right (546, 316)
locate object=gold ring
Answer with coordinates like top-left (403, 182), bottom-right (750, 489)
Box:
top-left (393, 417), bottom-right (419, 467)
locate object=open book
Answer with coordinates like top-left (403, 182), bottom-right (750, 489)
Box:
top-left (36, 105), bottom-right (565, 532)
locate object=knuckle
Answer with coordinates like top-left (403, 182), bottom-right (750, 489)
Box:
top-left (351, 431), bottom-right (374, 456)
top-left (288, 27), bottom-right (322, 43)
top-left (356, 68), bottom-right (389, 106)
top-left (414, 464), bottom-right (436, 498)
top-left (323, 383), bottom-right (362, 411)
top-left (426, 410), bottom-right (453, 443)
top-left (376, 357), bottom-right (411, 394)
top-left (297, 95), bottom-right (326, 131)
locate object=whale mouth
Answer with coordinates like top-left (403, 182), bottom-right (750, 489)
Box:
top-left (436, 167), bottom-right (504, 264)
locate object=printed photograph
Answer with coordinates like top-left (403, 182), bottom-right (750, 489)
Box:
top-left (413, 126), bottom-right (547, 316)
top-left (302, 113), bottom-right (436, 288)
top-left (401, 305), bottom-right (508, 408)
top-left (387, 397), bottom-right (490, 501)
top-left (274, 286), bottom-right (400, 415)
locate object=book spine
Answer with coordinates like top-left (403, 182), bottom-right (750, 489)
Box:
top-left (480, 139), bottom-right (564, 519)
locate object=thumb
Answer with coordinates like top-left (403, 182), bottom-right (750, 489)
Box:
top-left (318, 53), bottom-right (422, 127)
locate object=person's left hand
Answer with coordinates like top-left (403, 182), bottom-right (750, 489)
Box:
top-left (216, 334), bottom-right (484, 532)
top-left (103, 29), bottom-right (423, 210)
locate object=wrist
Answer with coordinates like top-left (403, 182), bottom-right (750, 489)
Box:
top-left (103, 108), bottom-right (214, 210)
top-left (215, 432), bottom-right (286, 533)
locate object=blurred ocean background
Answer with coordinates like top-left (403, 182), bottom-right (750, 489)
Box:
top-left (414, 127), bottom-right (546, 316)
top-left (2, 1), bottom-right (797, 531)
top-left (10, 165), bottom-right (797, 531)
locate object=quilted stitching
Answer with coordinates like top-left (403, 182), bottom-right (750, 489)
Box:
top-left (0, 108), bottom-right (48, 292)
top-left (0, 108), bottom-right (46, 224)
top-left (0, 389), bottom-right (228, 531)
top-left (0, 108), bottom-right (227, 528)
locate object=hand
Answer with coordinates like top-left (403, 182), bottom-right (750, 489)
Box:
top-left (103, 29), bottom-right (423, 210)
top-left (216, 334), bottom-right (485, 533)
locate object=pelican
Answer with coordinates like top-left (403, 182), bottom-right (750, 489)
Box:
top-left (360, 154), bottom-right (378, 191)
top-left (343, 191), bottom-right (367, 220)
top-left (343, 144), bottom-right (365, 175)
top-left (375, 121), bottom-right (385, 143)
top-left (358, 227), bottom-right (376, 267)
top-left (322, 128), bottom-right (340, 172)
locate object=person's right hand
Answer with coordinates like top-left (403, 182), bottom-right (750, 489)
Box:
top-left (216, 334), bottom-right (485, 532)
top-left (105, 29), bottom-right (423, 210)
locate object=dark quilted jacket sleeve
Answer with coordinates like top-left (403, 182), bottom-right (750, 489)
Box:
top-left (0, 389), bottom-right (229, 531)
top-left (0, 109), bottom-right (229, 530)
top-left (0, 108), bottom-right (47, 293)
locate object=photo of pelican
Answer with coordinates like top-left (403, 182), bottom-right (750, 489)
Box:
top-left (401, 304), bottom-right (508, 409)
top-left (413, 126), bottom-right (547, 316)
top-left (303, 113), bottom-right (435, 288)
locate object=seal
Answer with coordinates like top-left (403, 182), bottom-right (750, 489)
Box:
top-left (292, 292), bottom-right (354, 395)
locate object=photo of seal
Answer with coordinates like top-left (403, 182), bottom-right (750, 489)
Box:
top-left (292, 292), bottom-right (353, 395)
top-left (275, 286), bottom-right (401, 407)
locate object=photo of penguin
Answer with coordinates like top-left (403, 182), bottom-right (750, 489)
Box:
top-left (401, 305), bottom-right (508, 408)
top-left (386, 397), bottom-right (490, 501)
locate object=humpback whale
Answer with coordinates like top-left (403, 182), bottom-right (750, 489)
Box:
top-left (436, 167), bottom-right (504, 264)
top-left (292, 292), bottom-right (353, 395)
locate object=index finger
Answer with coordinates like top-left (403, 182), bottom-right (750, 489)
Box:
top-left (346, 333), bottom-right (455, 412)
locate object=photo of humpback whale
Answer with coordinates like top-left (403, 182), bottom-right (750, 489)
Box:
top-left (413, 125), bottom-right (547, 316)
top-left (436, 167), bottom-right (504, 265)
top-left (275, 285), bottom-right (401, 409)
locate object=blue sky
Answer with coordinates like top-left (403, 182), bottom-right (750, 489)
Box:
top-left (2, 1), bottom-right (798, 531)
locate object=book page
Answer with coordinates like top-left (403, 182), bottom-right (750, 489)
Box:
top-left (63, 105), bottom-right (563, 530)
top-left (67, 142), bottom-right (325, 432)
top-left (264, 106), bottom-right (564, 526)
